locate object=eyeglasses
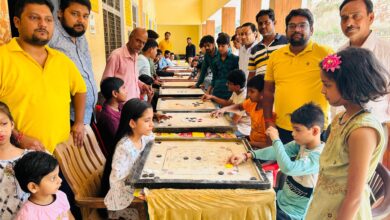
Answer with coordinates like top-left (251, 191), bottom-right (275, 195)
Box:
top-left (287, 22), bottom-right (309, 31)
top-left (258, 20), bottom-right (272, 27)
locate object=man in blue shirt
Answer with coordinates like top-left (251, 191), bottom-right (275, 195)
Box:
top-left (49, 0), bottom-right (98, 125)
top-left (158, 50), bottom-right (174, 70)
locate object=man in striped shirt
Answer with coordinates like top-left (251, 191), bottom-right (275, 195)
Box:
top-left (248, 9), bottom-right (288, 78)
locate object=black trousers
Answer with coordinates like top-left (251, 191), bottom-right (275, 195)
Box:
top-left (276, 126), bottom-right (294, 144)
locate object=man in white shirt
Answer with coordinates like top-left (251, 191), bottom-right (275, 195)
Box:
top-left (335, 0), bottom-right (390, 123)
top-left (138, 39), bottom-right (159, 77)
top-left (238, 23), bottom-right (258, 80)
top-left (338, 0), bottom-right (390, 165)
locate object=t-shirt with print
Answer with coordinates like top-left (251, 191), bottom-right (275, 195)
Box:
top-left (15, 190), bottom-right (70, 220)
top-left (229, 89), bottom-right (251, 136)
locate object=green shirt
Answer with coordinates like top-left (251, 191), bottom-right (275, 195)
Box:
top-left (196, 49), bottom-right (218, 87)
top-left (210, 51), bottom-right (239, 100)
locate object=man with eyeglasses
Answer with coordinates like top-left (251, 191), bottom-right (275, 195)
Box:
top-left (50, 0), bottom-right (98, 128)
top-left (238, 22), bottom-right (258, 80)
top-left (248, 9), bottom-right (288, 79)
top-left (263, 9), bottom-right (333, 145)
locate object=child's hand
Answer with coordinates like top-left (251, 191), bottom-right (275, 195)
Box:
top-left (265, 127), bottom-right (279, 141)
top-left (228, 154), bottom-right (246, 166)
top-left (210, 109), bottom-right (224, 118)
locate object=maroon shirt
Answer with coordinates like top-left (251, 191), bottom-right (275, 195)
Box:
top-left (97, 102), bottom-right (122, 155)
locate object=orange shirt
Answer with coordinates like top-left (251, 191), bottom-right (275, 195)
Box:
top-left (242, 99), bottom-right (268, 144)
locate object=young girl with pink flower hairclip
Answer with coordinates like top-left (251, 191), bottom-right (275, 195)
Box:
top-left (306, 47), bottom-right (389, 220)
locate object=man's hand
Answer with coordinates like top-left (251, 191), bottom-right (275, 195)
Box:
top-left (265, 121), bottom-right (276, 129)
top-left (265, 126), bottom-right (279, 141)
top-left (141, 83), bottom-right (153, 94)
top-left (19, 134), bottom-right (45, 151)
top-left (201, 94), bottom-right (213, 101)
top-left (71, 122), bottom-right (85, 147)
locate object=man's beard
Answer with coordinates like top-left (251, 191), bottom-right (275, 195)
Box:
top-left (62, 20), bottom-right (86, 37)
top-left (24, 30), bottom-right (50, 46)
top-left (289, 33), bottom-right (308, 46)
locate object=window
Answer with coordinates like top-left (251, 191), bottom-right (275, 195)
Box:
top-left (103, 0), bottom-right (122, 59)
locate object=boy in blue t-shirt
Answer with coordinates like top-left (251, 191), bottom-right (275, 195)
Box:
top-left (229, 102), bottom-right (325, 220)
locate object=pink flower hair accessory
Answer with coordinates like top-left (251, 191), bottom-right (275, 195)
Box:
top-left (322, 54), bottom-right (342, 72)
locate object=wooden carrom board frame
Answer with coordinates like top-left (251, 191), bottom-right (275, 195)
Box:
top-left (159, 87), bottom-right (204, 97)
top-left (159, 76), bottom-right (197, 82)
top-left (156, 97), bottom-right (218, 112)
top-left (161, 81), bottom-right (196, 88)
top-left (153, 111), bottom-right (235, 133)
top-left (132, 138), bottom-right (271, 190)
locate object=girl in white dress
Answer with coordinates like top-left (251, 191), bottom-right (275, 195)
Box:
top-left (103, 98), bottom-right (154, 220)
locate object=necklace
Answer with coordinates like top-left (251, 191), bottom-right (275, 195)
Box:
top-left (338, 109), bottom-right (365, 126)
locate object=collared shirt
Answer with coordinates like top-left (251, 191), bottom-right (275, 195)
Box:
top-left (159, 39), bottom-right (173, 54)
top-left (265, 40), bottom-right (333, 131)
top-left (196, 49), bottom-right (218, 87)
top-left (137, 54), bottom-right (151, 77)
top-left (238, 40), bottom-right (259, 79)
top-left (186, 44), bottom-right (196, 58)
top-left (158, 57), bottom-right (174, 70)
top-left (102, 46), bottom-right (143, 100)
top-left (248, 34), bottom-right (288, 76)
top-left (0, 38), bottom-right (87, 152)
top-left (149, 58), bottom-right (156, 77)
top-left (335, 32), bottom-right (390, 123)
top-left (210, 51), bottom-right (239, 99)
top-left (49, 19), bottom-right (98, 124)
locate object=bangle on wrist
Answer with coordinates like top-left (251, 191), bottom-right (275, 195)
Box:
top-left (264, 118), bottom-right (275, 123)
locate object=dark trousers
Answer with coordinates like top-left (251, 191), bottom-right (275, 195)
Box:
top-left (276, 203), bottom-right (292, 220)
top-left (276, 126), bottom-right (294, 144)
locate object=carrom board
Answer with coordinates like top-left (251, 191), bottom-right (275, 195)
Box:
top-left (156, 97), bottom-right (217, 112)
top-left (159, 76), bottom-right (197, 82)
top-left (153, 112), bottom-right (234, 133)
top-left (159, 88), bottom-right (204, 97)
top-left (132, 139), bottom-right (271, 189)
top-left (161, 81), bottom-right (196, 88)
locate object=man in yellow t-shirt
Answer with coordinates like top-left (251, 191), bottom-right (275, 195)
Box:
top-left (0, 0), bottom-right (86, 153)
top-left (263, 9), bottom-right (333, 143)
top-left (159, 31), bottom-right (173, 54)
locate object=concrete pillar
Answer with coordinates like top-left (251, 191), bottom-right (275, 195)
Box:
top-left (206, 20), bottom-right (215, 36)
top-left (0, 0), bottom-right (11, 45)
top-left (270, 0), bottom-right (302, 34)
top-left (222, 7), bottom-right (236, 36)
top-left (240, 0), bottom-right (261, 25)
